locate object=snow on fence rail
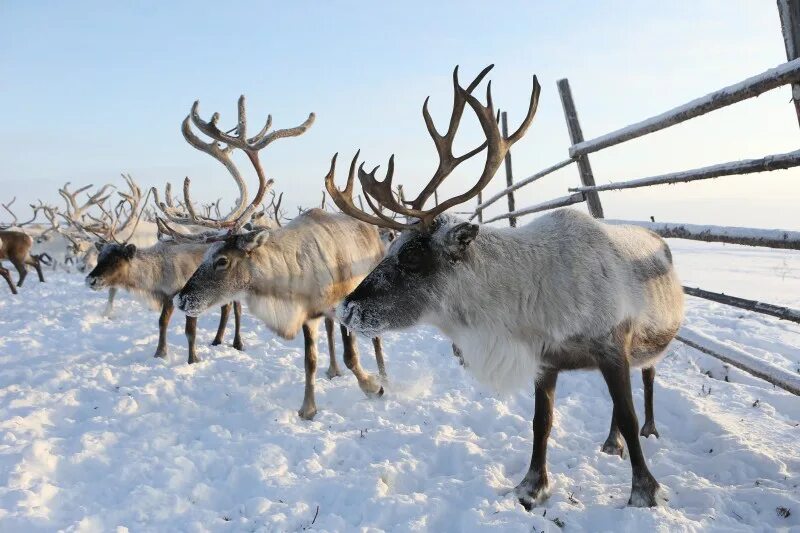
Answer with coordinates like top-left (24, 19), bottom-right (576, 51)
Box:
top-left (568, 57), bottom-right (800, 158)
top-left (569, 149), bottom-right (800, 194)
top-left (677, 328), bottom-right (800, 396)
top-left (468, 23), bottom-right (800, 394)
top-left (605, 220), bottom-right (800, 250)
top-left (681, 286), bottom-right (800, 324)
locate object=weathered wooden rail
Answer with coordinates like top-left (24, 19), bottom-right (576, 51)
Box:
top-left (470, 3), bottom-right (800, 395)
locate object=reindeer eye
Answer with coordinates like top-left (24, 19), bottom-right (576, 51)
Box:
top-left (214, 256), bottom-right (229, 269)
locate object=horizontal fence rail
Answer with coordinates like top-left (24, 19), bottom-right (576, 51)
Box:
top-left (471, 158), bottom-right (574, 219)
top-left (569, 149), bottom-right (800, 193)
top-left (605, 219), bottom-right (800, 250)
top-left (569, 57), bottom-right (800, 157)
top-left (683, 286), bottom-right (800, 323)
top-left (677, 327), bottom-right (800, 395)
top-left (482, 192), bottom-right (585, 224)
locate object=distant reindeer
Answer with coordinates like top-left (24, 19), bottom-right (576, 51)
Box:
top-left (0, 229), bottom-right (51, 288)
top-left (167, 96), bottom-right (386, 420)
top-left (326, 66), bottom-right (684, 508)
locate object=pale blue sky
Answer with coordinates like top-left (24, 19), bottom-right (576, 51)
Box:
top-left (1, 1), bottom-right (797, 228)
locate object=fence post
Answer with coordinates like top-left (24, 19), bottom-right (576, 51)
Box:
top-left (500, 111), bottom-right (517, 227)
top-left (556, 79), bottom-right (605, 218)
top-left (778, 0), bottom-right (800, 127)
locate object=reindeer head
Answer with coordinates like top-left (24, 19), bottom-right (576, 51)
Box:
top-left (326, 65), bottom-right (540, 336)
top-left (176, 230), bottom-right (270, 316)
top-left (85, 242), bottom-right (137, 290)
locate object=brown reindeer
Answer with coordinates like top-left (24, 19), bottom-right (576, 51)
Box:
top-left (0, 230), bottom-right (50, 287)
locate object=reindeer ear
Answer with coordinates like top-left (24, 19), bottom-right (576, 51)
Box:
top-left (443, 222), bottom-right (479, 260)
top-left (236, 229), bottom-right (270, 252)
top-left (94, 241), bottom-right (104, 251)
top-left (124, 243), bottom-right (137, 258)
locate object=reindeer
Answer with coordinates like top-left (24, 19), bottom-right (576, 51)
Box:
top-left (0, 229), bottom-right (52, 287)
top-left (85, 172), bottom-right (251, 361)
top-left (326, 66), bottom-right (684, 508)
top-left (70, 175), bottom-right (159, 315)
top-left (167, 96), bottom-right (386, 420)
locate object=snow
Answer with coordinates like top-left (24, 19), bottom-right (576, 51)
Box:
top-left (0, 241), bottom-right (798, 532)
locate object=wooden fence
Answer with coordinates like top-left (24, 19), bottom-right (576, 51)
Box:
top-left (470, 1), bottom-right (800, 396)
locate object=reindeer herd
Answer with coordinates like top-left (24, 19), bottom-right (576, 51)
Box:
top-left (0, 66), bottom-right (684, 510)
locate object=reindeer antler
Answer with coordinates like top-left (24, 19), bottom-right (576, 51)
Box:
top-left (156, 95), bottom-right (315, 238)
top-left (58, 182), bottom-right (115, 222)
top-left (326, 65), bottom-right (540, 230)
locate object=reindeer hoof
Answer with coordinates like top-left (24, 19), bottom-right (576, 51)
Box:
top-left (154, 351), bottom-right (167, 359)
top-left (628, 475), bottom-right (660, 507)
top-left (188, 355), bottom-right (200, 364)
top-left (640, 421), bottom-right (660, 439)
top-left (298, 405), bottom-right (317, 420)
top-left (359, 375), bottom-right (384, 398)
top-left (325, 367), bottom-right (343, 379)
top-left (514, 473), bottom-right (550, 511)
top-left (601, 439), bottom-right (625, 457)
top-left (232, 340), bottom-right (244, 351)
top-left (211, 338), bottom-right (223, 346)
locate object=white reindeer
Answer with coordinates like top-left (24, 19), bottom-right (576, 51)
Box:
top-left (326, 65), bottom-right (684, 508)
top-left (166, 96), bottom-right (387, 420)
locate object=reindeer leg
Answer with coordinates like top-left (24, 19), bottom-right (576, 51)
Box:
top-left (298, 319), bottom-right (320, 420)
top-left (186, 315), bottom-right (199, 364)
top-left (212, 303), bottom-right (231, 346)
top-left (515, 369), bottom-right (558, 510)
top-left (341, 325), bottom-right (383, 398)
top-left (0, 266), bottom-right (17, 295)
top-left (324, 317), bottom-right (341, 379)
top-left (232, 301), bottom-right (243, 351)
top-left (640, 366), bottom-right (659, 438)
top-left (598, 340), bottom-right (660, 507)
top-left (29, 256), bottom-right (45, 282)
top-left (104, 287), bottom-right (117, 317)
top-left (372, 337), bottom-right (387, 381)
top-left (11, 258), bottom-right (26, 287)
top-left (154, 298), bottom-right (173, 358)
top-left (601, 414), bottom-right (625, 457)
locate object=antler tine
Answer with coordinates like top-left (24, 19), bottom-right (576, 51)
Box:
top-left (2, 197), bottom-right (18, 226)
top-left (324, 152), bottom-right (411, 231)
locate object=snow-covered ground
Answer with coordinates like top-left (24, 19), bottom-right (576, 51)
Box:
top-left (0, 240), bottom-right (797, 532)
